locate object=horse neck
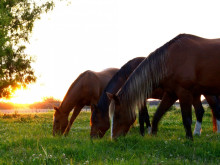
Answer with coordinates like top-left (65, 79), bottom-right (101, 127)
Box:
top-left (59, 84), bottom-right (79, 115)
top-left (97, 58), bottom-right (145, 116)
top-left (97, 92), bottom-right (110, 116)
top-left (59, 98), bottom-right (75, 115)
top-left (97, 69), bottom-right (136, 115)
top-left (118, 51), bottom-right (168, 119)
top-left (117, 35), bottom-right (191, 114)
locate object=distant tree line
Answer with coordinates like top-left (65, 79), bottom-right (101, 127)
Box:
top-left (0, 102), bottom-right (14, 109)
top-left (29, 97), bottom-right (61, 109)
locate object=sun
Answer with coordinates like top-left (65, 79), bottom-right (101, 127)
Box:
top-left (9, 88), bottom-right (37, 104)
top-left (2, 85), bottom-right (44, 104)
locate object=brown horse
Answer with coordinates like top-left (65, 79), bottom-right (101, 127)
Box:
top-left (53, 68), bottom-right (118, 136)
top-left (91, 57), bottom-right (218, 138)
top-left (108, 34), bottom-right (220, 139)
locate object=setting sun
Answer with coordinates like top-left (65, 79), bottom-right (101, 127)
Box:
top-left (10, 88), bottom-right (40, 104)
top-left (1, 86), bottom-right (45, 104)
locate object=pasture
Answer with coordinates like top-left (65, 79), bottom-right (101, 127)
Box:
top-left (0, 106), bottom-right (219, 165)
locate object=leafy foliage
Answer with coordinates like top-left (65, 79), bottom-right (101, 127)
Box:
top-left (0, 0), bottom-right (55, 98)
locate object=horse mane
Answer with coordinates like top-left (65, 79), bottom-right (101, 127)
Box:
top-left (97, 57), bottom-right (145, 115)
top-left (114, 34), bottom-right (192, 120)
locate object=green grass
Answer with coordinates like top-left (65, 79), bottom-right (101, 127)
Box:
top-left (0, 106), bottom-right (219, 165)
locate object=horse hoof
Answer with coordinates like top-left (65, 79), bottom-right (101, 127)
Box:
top-left (151, 131), bottom-right (157, 136)
top-left (63, 132), bottom-right (69, 137)
top-left (193, 129), bottom-right (202, 136)
top-left (186, 135), bottom-right (193, 141)
top-left (217, 120), bottom-right (220, 133)
top-left (140, 129), bottom-right (145, 136)
top-left (147, 127), bottom-right (152, 134)
top-left (186, 133), bottom-right (193, 140)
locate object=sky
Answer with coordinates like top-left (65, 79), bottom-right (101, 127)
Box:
top-left (5, 0), bottom-right (220, 104)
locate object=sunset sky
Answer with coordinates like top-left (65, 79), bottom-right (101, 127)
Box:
top-left (4, 0), bottom-right (220, 104)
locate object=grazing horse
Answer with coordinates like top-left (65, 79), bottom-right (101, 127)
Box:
top-left (90, 57), bottom-right (147, 138)
top-left (108, 34), bottom-right (220, 139)
top-left (53, 68), bottom-right (118, 136)
top-left (90, 57), bottom-right (156, 138)
top-left (90, 57), bottom-right (219, 138)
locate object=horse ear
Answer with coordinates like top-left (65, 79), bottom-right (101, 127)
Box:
top-left (106, 92), bottom-right (114, 101)
top-left (106, 92), bottom-right (120, 105)
top-left (54, 107), bottom-right (60, 113)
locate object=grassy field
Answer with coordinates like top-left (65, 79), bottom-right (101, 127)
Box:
top-left (0, 106), bottom-right (219, 165)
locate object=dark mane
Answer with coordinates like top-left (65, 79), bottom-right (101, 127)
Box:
top-left (97, 57), bottom-right (145, 115)
top-left (114, 34), bottom-right (194, 119)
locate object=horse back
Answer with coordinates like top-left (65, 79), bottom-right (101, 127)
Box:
top-left (95, 68), bottom-right (119, 94)
top-left (79, 68), bottom-right (118, 105)
top-left (166, 35), bottom-right (220, 95)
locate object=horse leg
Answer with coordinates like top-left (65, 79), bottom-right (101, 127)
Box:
top-left (211, 109), bottom-right (217, 132)
top-left (205, 96), bottom-right (220, 133)
top-left (192, 95), bottom-right (204, 135)
top-left (139, 100), bottom-right (151, 136)
top-left (139, 108), bottom-right (145, 136)
top-left (178, 90), bottom-right (193, 140)
top-left (211, 96), bottom-right (220, 133)
top-left (151, 93), bottom-right (177, 135)
top-left (144, 100), bottom-right (152, 134)
top-left (214, 97), bottom-right (220, 133)
top-left (63, 105), bottom-right (84, 136)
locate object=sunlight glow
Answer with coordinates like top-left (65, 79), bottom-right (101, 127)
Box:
top-left (1, 86), bottom-right (45, 104)
top-left (10, 88), bottom-right (39, 104)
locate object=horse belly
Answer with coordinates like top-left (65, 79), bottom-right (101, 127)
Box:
top-left (196, 72), bottom-right (220, 95)
top-left (195, 53), bottom-right (220, 95)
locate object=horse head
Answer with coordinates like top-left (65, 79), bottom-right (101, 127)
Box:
top-left (90, 104), bottom-right (110, 138)
top-left (53, 107), bottom-right (69, 136)
top-left (107, 92), bottom-right (136, 139)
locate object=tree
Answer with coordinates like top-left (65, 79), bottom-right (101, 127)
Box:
top-left (0, 0), bottom-right (55, 98)
top-left (29, 97), bottom-right (61, 109)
